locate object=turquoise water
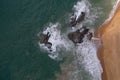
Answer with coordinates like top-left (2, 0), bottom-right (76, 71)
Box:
top-left (0, 0), bottom-right (116, 80)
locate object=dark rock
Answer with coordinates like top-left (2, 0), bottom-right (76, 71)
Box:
top-left (68, 29), bottom-right (83, 44)
top-left (68, 26), bottom-right (89, 44)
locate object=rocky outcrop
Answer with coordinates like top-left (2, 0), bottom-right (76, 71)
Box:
top-left (68, 26), bottom-right (89, 44)
top-left (68, 29), bottom-right (83, 43)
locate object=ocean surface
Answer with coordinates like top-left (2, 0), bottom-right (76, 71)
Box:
top-left (0, 0), bottom-right (117, 80)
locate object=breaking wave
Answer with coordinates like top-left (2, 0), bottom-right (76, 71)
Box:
top-left (38, 0), bottom-right (102, 80)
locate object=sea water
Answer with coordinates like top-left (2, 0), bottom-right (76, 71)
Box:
top-left (0, 0), bottom-right (117, 80)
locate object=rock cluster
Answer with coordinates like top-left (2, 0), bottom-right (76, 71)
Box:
top-left (68, 11), bottom-right (93, 44)
top-left (39, 11), bottom-right (93, 50)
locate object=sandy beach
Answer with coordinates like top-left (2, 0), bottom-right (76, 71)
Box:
top-left (95, 1), bottom-right (120, 80)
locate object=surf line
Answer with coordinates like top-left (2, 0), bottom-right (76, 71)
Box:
top-left (101, 0), bottom-right (120, 26)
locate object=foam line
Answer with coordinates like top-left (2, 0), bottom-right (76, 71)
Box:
top-left (102, 0), bottom-right (120, 25)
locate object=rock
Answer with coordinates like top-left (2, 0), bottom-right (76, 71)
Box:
top-left (68, 26), bottom-right (89, 44)
top-left (68, 29), bottom-right (83, 44)
top-left (87, 32), bottom-right (93, 40)
top-left (40, 32), bottom-right (50, 43)
top-left (77, 12), bottom-right (85, 23)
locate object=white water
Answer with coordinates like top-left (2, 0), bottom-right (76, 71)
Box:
top-left (74, 38), bottom-right (102, 80)
top-left (73, 0), bottom-right (102, 27)
top-left (38, 0), bottom-right (102, 80)
top-left (38, 23), bottom-right (74, 60)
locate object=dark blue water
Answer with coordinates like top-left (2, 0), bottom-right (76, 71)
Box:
top-left (0, 0), bottom-right (78, 80)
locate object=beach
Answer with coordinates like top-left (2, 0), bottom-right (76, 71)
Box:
top-left (95, 0), bottom-right (120, 80)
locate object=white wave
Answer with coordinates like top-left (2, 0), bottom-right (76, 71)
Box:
top-left (75, 39), bottom-right (102, 80)
top-left (39, 23), bottom-right (73, 60)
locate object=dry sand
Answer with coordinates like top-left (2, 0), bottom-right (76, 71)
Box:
top-left (95, 1), bottom-right (120, 80)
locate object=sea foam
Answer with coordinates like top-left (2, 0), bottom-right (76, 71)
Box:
top-left (38, 23), bottom-right (73, 60)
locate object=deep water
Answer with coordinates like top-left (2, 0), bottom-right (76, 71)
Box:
top-left (0, 0), bottom-right (116, 80)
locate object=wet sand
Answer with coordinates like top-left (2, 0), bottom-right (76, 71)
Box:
top-left (95, 1), bottom-right (120, 80)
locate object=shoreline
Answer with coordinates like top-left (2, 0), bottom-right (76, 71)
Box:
top-left (95, 0), bottom-right (120, 80)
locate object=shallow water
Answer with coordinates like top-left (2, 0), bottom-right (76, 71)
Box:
top-left (0, 0), bottom-right (117, 80)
